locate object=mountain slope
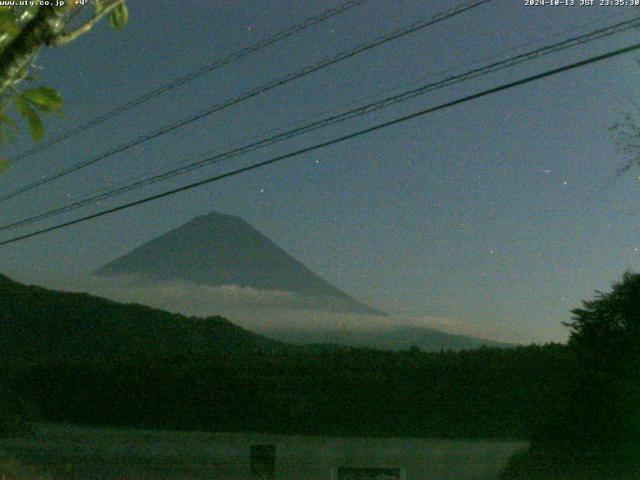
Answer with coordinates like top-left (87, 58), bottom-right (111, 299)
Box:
top-left (262, 326), bottom-right (511, 352)
top-left (0, 274), bottom-right (283, 364)
top-left (96, 211), bottom-right (381, 315)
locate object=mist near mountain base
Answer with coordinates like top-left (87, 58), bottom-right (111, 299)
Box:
top-left (21, 273), bottom-right (511, 344)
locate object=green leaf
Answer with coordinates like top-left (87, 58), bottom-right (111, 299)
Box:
top-left (14, 95), bottom-right (29, 118)
top-left (26, 108), bottom-right (44, 143)
top-left (94, 1), bottom-right (106, 15)
top-left (108, 2), bottom-right (128, 31)
top-left (22, 87), bottom-right (63, 113)
top-left (0, 157), bottom-right (9, 174)
top-left (0, 10), bottom-right (19, 39)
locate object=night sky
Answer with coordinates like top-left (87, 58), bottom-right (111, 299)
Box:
top-left (1, 0), bottom-right (639, 343)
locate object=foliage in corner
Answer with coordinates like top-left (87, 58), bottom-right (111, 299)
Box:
top-left (0, 1), bottom-right (128, 171)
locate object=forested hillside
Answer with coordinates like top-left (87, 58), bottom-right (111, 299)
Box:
top-left (2, 345), bottom-right (570, 439)
top-left (0, 273), bottom-right (574, 439)
top-left (0, 274), bottom-right (283, 363)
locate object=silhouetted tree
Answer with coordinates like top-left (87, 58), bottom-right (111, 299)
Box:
top-left (503, 273), bottom-right (640, 479)
top-left (560, 272), bottom-right (640, 444)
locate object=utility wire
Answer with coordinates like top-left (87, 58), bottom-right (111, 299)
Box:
top-left (2, 15), bottom-right (638, 232)
top-left (19, 9), bottom-right (632, 221)
top-left (1, 41), bottom-right (638, 247)
top-left (10, 0), bottom-right (372, 163)
top-left (0, 0), bottom-right (491, 203)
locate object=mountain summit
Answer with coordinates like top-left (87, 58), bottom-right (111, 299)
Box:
top-left (96, 212), bottom-right (382, 315)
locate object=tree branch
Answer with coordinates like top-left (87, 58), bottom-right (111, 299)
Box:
top-left (0, 5), bottom-right (75, 95)
top-left (0, 2), bottom-right (74, 94)
top-left (48, 1), bottom-right (123, 47)
top-left (16, 6), bottom-right (39, 24)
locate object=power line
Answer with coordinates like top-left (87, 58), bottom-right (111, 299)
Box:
top-left (2, 15), bottom-right (638, 232)
top-left (0, 0), bottom-right (492, 203)
top-left (1, 41), bottom-right (638, 247)
top-left (10, 0), bottom-right (372, 163)
top-left (15, 10), bottom-right (630, 222)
